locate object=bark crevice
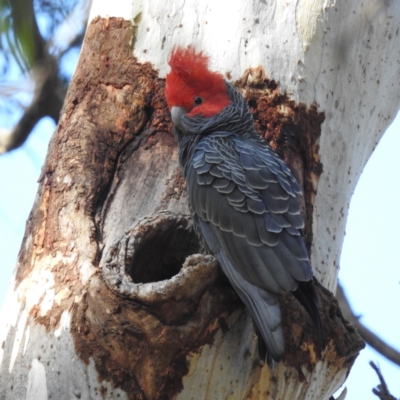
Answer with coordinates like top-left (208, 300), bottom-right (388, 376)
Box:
top-left (101, 211), bottom-right (223, 324)
top-left (126, 212), bottom-right (199, 284)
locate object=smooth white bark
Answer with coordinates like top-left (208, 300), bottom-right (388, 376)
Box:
top-left (0, 288), bottom-right (127, 400)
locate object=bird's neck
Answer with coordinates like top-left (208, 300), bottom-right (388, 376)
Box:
top-left (177, 133), bottom-right (202, 177)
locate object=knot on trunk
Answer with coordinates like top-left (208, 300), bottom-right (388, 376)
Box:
top-left (101, 211), bottom-right (220, 323)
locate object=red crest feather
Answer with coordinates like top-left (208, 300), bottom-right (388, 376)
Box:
top-left (165, 46), bottom-right (230, 117)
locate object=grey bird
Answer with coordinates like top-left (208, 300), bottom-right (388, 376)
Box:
top-left (165, 46), bottom-right (322, 364)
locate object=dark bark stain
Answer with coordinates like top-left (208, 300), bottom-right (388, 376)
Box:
top-left (281, 280), bottom-right (365, 375)
top-left (14, 15), bottom-right (363, 400)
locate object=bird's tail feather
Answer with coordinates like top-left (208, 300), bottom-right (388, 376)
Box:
top-left (218, 251), bottom-right (285, 362)
top-left (197, 219), bottom-right (285, 362)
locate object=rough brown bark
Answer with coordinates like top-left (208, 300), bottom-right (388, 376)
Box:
top-left (9, 17), bottom-right (364, 399)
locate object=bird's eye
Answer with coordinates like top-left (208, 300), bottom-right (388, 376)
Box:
top-left (194, 97), bottom-right (203, 105)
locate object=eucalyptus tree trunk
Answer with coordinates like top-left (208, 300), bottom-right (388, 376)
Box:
top-left (1, 1), bottom-right (399, 399)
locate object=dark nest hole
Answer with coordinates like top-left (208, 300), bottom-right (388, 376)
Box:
top-left (128, 220), bottom-right (201, 284)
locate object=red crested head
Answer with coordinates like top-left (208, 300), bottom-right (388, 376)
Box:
top-left (165, 46), bottom-right (230, 117)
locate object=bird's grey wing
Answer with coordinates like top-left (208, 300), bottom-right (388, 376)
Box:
top-left (189, 134), bottom-right (313, 293)
top-left (240, 137), bottom-right (322, 339)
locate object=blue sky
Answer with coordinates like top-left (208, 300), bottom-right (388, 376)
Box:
top-left (0, 89), bottom-right (399, 400)
top-left (336, 112), bottom-right (400, 399)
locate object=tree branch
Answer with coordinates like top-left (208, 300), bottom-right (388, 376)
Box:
top-left (0, 56), bottom-right (65, 153)
top-left (0, 0), bottom-right (89, 153)
top-left (0, 0), bottom-right (63, 153)
top-left (370, 361), bottom-right (398, 400)
top-left (336, 284), bottom-right (400, 367)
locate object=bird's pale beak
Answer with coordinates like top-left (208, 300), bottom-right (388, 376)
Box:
top-left (171, 106), bottom-right (187, 128)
